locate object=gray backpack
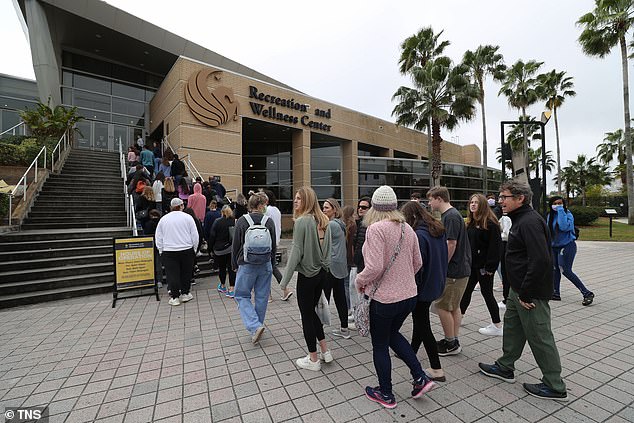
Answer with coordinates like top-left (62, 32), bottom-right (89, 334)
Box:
top-left (243, 214), bottom-right (272, 264)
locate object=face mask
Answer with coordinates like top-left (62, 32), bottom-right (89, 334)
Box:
top-left (551, 205), bottom-right (560, 211)
top-left (487, 199), bottom-right (496, 206)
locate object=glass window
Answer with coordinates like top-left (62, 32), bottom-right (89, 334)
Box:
top-left (1, 110), bottom-right (20, 132)
top-left (311, 157), bottom-right (341, 171)
top-left (468, 167), bottom-right (483, 178)
top-left (61, 88), bottom-right (72, 105)
top-left (112, 82), bottom-right (146, 101)
top-left (359, 173), bottom-right (386, 186)
top-left (62, 71), bottom-right (72, 86)
top-left (311, 143), bottom-right (341, 157)
top-left (112, 97), bottom-right (145, 117)
top-left (145, 90), bottom-right (155, 102)
top-left (112, 114), bottom-right (144, 126)
top-left (359, 158), bottom-right (387, 172)
top-left (73, 74), bottom-right (111, 94)
top-left (311, 171), bottom-right (341, 185)
top-left (77, 108), bottom-right (110, 122)
top-left (73, 90), bottom-right (110, 111)
top-left (313, 186), bottom-right (341, 200)
top-left (0, 96), bottom-right (36, 111)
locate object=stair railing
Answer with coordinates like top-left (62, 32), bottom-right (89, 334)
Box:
top-left (7, 145), bottom-right (47, 226)
top-left (162, 136), bottom-right (203, 181)
top-left (0, 121), bottom-right (26, 138)
top-left (50, 130), bottom-right (70, 173)
top-left (119, 141), bottom-right (138, 235)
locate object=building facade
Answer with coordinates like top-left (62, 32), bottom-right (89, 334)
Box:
top-left (9, 0), bottom-right (501, 212)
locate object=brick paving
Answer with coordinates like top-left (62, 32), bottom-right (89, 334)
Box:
top-left (0, 241), bottom-right (633, 422)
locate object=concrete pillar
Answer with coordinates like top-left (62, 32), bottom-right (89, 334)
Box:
top-left (24, 0), bottom-right (61, 106)
top-left (292, 129), bottom-right (311, 192)
top-left (342, 139), bottom-right (357, 207)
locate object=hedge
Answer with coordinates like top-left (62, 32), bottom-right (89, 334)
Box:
top-left (0, 137), bottom-right (57, 166)
top-left (0, 192), bottom-right (8, 219)
top-left (568, 206), bottom-right (601, 226)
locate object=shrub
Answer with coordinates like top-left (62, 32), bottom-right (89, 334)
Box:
top-left (0, 143), bottom-right (23, 166)
top-left (0, 193), bottom-right (8, 218)
top-left (0, 134), bottom-right (30, 145)
top-left (569, 206), bottom-right (600, 226)
top-left (0, 137), bottom-right (56, 166)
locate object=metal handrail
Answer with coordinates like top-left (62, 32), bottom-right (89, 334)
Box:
top-left (162, 136), bottom-right (203, 181)
top-left (50, 131), bottom-right (69, 173)
top-left (7, 145), bottom-right (47, 226)
top-left (0, 121), bottom-right (25, 137)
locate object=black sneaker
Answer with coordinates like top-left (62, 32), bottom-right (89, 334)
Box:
top-left (523, 382), bottom-right (568, 402)
top-left (478, 362), bottom-right (516, 383)
top-left (365, 386), bottom-right (397, 409)
top-left (436, 339), bottom-right (448, 355)
top-left (438, 340), bottom-right (461, 356)
top-left (582, 293), bottom-right (594, 306)
top-left (551, 294), bottom-right (561, 301)
top-left (412, 375), bottom-right (436, 399)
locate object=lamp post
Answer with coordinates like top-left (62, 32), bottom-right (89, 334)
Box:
top-left (500, 111), bottom-right (551, 216)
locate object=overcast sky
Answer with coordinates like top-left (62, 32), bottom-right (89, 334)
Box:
top-left (0, 0), bottom-right (626, 187)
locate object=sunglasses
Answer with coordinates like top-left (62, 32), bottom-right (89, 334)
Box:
top-left (358, 205), bottom-right (370, 210)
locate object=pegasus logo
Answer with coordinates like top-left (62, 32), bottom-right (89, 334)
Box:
top-left (185, 69), bottom-right (239, 127)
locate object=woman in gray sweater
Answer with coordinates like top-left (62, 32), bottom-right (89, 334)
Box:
top-left (281, 186), bottom-right (333, 371)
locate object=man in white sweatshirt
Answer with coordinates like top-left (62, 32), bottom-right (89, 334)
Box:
top-left (155, 197), bottom-right (199, 306)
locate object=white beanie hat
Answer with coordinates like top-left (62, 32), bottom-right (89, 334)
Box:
top-left (371, 186), bottom-right (398, 212)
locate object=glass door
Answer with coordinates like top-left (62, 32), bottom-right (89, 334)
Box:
top-left (113, 125), bottom-right (128, 153)
top-left (94, 122), bottom-right (109, 150)
top-left (76, 121), bottom-right (92, 149)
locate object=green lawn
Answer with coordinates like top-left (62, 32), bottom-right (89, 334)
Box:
top-left (579, 217), bottom-right (634, 242)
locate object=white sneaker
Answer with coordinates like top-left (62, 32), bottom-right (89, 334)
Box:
top-left (498, 301), bottom-right (507, 310)
top-left (180, 293), bottom-right (194, 302)
top-left (332, 328), bottom-right (351, 339)
top-left (320, 350), bottom-right (334, 363)
top-left (479, 323), bottom-right (503, 336)
top-left (296, 355), bottom-right (321, 371)
top-left (168, 297), bottom-right (181, 306)
top-left (348, 314), bottom-right (355, 323)
top-left (347, 322), bottom-right (356, 331)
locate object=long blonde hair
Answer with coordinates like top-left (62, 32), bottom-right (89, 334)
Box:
top-left (363, 208), bottom-right (405, 227)
top-left (164, 178), bottom-right (175, 192)
top-left (142, 186), bottom-right (155, 201)
top-left (294, 186), bottom-right (329, 230)
top-left (467, 193), bottom-right (499, 230)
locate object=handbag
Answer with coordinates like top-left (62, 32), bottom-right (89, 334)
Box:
top-left (315, 291), bottom-right (331, 326)
top-left (200, 240), bottom-right (208, 254)
top-left (353, 223), bottom-right (405, 337)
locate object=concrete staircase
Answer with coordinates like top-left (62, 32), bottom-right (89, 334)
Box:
top-left (0, 148), bottom-right (131, 308)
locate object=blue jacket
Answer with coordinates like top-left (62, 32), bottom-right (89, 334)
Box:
top-left (546, 208), bottom-right (576, 248)
top-left (414, 224), bottom-right (448, 302)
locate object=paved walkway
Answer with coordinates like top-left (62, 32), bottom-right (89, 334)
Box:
top-left (0, 241), bottom-right (633, 423)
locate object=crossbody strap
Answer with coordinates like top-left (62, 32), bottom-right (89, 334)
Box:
top-left (369, 222), bottom-right (405, 297)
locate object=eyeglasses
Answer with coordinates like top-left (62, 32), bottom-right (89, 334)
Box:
top-left (498, 195), bottom-right (516, 201)
top-left (358, 205), bottom-right (370, 210)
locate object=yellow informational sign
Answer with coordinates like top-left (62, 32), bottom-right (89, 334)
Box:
top-left (114, 237), bottom-right (155, 290)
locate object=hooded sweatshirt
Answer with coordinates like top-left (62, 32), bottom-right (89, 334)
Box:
top-left (187, 183), bottom-right (207, 221)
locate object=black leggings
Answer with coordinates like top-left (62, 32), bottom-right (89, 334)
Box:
top-left (162, 249), bottom-right (195, 299)
top-left (460, 269), bottom-right (501, 324)
top-left (297, 269), bottom-right (327, 353)
top-left (215, 253), bottom-right (235, 288)
top-left (323, 272), bottom-right (348, 329)
top-left (411, 301), bottom-right (441, 370)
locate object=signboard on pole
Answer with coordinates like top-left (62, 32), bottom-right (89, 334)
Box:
top-left (112, 236), bottom-right (159, 307)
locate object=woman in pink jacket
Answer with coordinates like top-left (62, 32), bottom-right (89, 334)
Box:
top-left (356, 186), bottom-right (435, 409)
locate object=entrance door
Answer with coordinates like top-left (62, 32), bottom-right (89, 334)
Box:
top-left (113, 125), bottom-right (128, 153)
top-left (94, 122), bottom-right (109, 150)
top-left (76, 121), bottom-right (92, 149)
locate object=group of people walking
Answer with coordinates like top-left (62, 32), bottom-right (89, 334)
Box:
top-left (154, 177), bottom-right (592, 408)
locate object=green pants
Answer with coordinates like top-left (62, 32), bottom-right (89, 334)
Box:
top-left (497, 288), bottom-right (566, 393)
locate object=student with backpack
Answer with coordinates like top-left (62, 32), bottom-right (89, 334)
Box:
top-left (231, 192), bottom-right (277, 344)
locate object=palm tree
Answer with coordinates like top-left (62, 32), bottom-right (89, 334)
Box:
top-left (536, 70), bottom-right (576, 194)
top-left (554, 166), bottom-right (576, 202)
top-left (392, 56), bottom-right (479, 186)
top-left (596, 129), bottom-right (632, 184)
top-left (561, 154), bottom-right (612, 206)
top-left (19, 98), bottom-right (83, 140)
top-left (462, 45), bottom-right (506, 194)
top-left (398, 27), bottom-right (450, 188)
top-left (499, 60), bottom-right (543, 173)
top-left (578, 0), bottom-right (634, 224)
top-left (528, 147), bottom-right (556, 179)
top-left (398, 26), bottom-right (450, 73)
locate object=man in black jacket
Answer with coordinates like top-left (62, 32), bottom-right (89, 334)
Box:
top-left (479, 179), bottom-right (568, 402)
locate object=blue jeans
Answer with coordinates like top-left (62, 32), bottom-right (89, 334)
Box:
top-left (369, 296), bottom-right (423, 396)
top-left (235, 262), bottom-right (272, 335)
top-left (552, 241), bottom-right (591, 297)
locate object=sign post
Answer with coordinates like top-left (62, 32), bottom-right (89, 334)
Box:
top-left (605, 209), bottom-right (618, 238)
top-left (112, 236), bottom-right (159, 307)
